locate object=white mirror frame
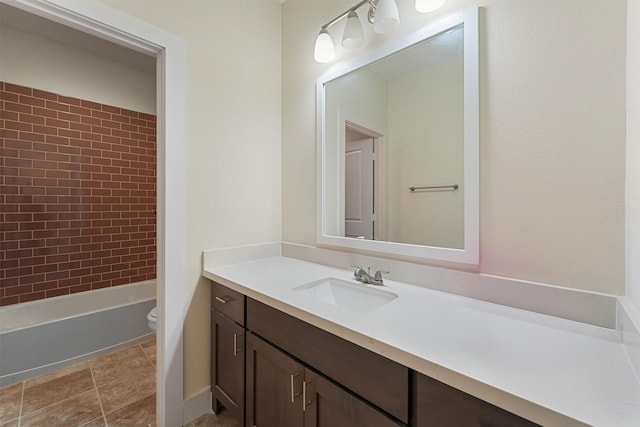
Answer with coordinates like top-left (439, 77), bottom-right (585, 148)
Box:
top-left (316, 7), bottom-right (479, 264)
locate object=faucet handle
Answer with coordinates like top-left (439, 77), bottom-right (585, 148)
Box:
top-left (373, 270), bottom-right (389, 281)
top-left (350, 264), bottom-right (363, 276)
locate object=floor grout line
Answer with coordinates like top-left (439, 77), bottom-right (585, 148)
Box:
top-left (90, 366), bottom-right (108, 427)
top-left (141, 343), bottom-right (156, 368)
top-left (17, 380), bottom-right (25, 427)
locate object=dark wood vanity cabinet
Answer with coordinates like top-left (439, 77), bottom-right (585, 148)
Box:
top-left (246, 298), bottom-right (409, 424)
top-left (211, 282), bottom-right (246, 424)
top-left (246, 332), bottom-right (403, 427)
top-left (413, 373), bottom-right (540, 427)
top-left (210, 281), bottom-right (540, 427)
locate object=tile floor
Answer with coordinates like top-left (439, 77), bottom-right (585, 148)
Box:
top-left (0, 339), bottom-right (240, 427)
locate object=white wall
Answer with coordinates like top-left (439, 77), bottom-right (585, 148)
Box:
top-left (283, 0), bottom-right (626, 294)
top-left (97, 0), bottom-right (282, 399)
top-left (0, 24), bottom-right (156, 114)
top-left (627, 0), bottom-right (640, 313)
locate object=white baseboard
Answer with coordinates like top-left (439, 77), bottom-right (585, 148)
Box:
top-left (183, 387), bottom-right (212, 425)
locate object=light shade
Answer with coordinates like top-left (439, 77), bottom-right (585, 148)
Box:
top-left (314, 28), bottom-right (335, 63)
top-left (373, 0), bottom-right (400, 34)
top-left (342, 10), bottom-right (364, 49)
top-left (415, 0), bottom-right (446, 13)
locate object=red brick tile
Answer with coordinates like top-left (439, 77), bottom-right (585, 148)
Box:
top-left (80, 99), bottom-right (102, 110)
top-left (91, 109), bottom-right (111, 120)
top-left (33, 106), bottom-right (58, 118)
top-left (19, 95), bottom-right (45, 108)
top-left (69, 105), bottom-right (92, 116)
top-left (46, 100), bottom-right (70, 112)
top-left (34, 281), bottom-right (59, 292)
top-left (0, 109), bottom-right (19, 120)
top-left (33, 125), bottom-right (59, 135)
top-left (33, 89), bottom-right (59, 101)
top-left (81, 116), bottom-right (102, 126)
top-left (20, 132), bottom-right (46, 142)
top-left (58, 95), bottom-right (82, 106)
top-left (70, 284), bottom-right (91, 294)
top-left (47, 288), bottom-right (70, 298)
top-left (0, 296), bottom-right (20, 306)
top-left (58, 112), bottom-right (81, 122)
top-left (6, 120), bottom-right (32, 131)
top-left (4, 83), bottom-right (32, 95)
top-left (3, 83), bottom-right (156, 305)
top-left (20, 291), bottom-right (46, 302)
top-left (102, 104), bottom-right (121, 114)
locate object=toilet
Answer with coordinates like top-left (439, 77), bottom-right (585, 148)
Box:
top-left (147, 306), bottom-right (157, 334)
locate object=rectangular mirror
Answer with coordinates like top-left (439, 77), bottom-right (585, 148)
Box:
top-left (317, 7), bottom-right (479, 264)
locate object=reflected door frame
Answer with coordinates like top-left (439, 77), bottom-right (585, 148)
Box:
top-left (345, 137), bottom-right (374, 239)
top-left (337, 109), bottom-right (388, 242)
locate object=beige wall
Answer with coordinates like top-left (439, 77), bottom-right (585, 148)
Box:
top-left (627, 0), bottom-right (640, 312)
top-left (283, 0), bottom-right (626, 294)
top-left (0, 24), bottom-right (156, 114)
top-left (387, 58), bottom-right (464, 248)
top-left (97, 0), bottom-right (282, 398)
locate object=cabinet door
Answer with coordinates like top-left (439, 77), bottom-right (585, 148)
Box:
top-left (247, 298), bottom-right (409, 423)
top-left (211, 309), bottom-right (245, 423)
top-left (246, 333), bottom-right (304, 427)
top-left (413, 373), bottom-right (540, 427)
top-left (303, 369), bottom-right (403, 427)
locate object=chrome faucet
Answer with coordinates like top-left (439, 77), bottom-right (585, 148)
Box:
top-left (351, 265), bottom-right (389, 286)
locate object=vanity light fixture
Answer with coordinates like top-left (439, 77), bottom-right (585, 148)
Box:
top-left (342, 10), bottom-right (365, 49)
top-left (314, 0), bottom-right (448, 63)
top-left (373, 0), bottom-right (400, 34)
top-left (314, 28), bottom-right (336, 63)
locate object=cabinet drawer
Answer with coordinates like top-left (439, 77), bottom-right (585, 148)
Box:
top-left (247, 298), bottom-right (409, 423)
top-left (211, 281), bottom-right (245, 325)
top-left (413, 372), bottom-right (540, 427)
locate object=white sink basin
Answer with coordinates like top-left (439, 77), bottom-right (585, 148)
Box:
top-left (294, 277), bottom-right (398, 314)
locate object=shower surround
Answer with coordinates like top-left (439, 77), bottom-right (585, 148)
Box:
top-left (0, 82), bottom-right (156, 306)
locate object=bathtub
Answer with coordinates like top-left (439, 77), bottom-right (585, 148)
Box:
top-left (0, 280), bottom-right (156, 387)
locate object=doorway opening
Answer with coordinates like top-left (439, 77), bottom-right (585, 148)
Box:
top-left (3, 1), bottom-right (187, 426)
top-left (344, 121), bottom-right (386, 242)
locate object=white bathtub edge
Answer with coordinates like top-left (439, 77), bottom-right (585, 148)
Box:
top-left (0, 280), bottom-right (156, 333)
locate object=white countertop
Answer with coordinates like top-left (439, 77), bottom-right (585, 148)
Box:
top-left (203, 256), bottom-right (640, 427)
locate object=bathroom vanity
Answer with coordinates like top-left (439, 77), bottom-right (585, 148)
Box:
top-left (210, 279), bottom-right (536, 427)
top-left (202, 255), bottom-right (640, 427)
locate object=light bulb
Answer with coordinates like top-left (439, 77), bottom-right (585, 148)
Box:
top-left (415, 0), bottom-right (446, 13)
top-left (373, 0), bottom-right (400, 34)
top-left (342, 11), bottom-right (364, 49)
top-left (314, 28), bottom-right (335, 63)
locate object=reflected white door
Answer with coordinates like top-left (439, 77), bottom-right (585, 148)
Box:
top-left (345, 138), bottom-right (374, 239)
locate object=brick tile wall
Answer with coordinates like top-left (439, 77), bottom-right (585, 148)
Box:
top-left (0, 82), bottom-right (156, 306)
